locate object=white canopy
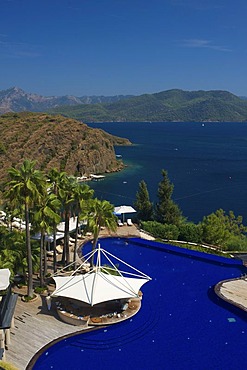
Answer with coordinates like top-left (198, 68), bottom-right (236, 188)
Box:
top-left (57, 217), bottom-right (78, 233)
top-left (51, 245), bottom-right (151, 306)
top-left (52, 272), bottom-right (149, 306)
top-left (0, 269), bottom-right (10, 290)
top-left (114, 205), bottom-right (136, 214)
top-left (114, 205), bottom-right (136, 222)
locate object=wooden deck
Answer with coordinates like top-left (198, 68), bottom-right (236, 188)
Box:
top-left (6, 294), bottom-right (90, 369)
top-left (6, 292), bottom-right (141, 369)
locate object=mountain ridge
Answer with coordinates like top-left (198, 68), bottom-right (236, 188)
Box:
top-left (1, 87), bottom-right (247, 122)
top-left (0, 87), bottom-right (133, 114)
top-left (50, 89), bottom-right (247, 122)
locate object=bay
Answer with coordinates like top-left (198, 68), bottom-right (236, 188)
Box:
top-left (87, 122), bottom-right (247, 223)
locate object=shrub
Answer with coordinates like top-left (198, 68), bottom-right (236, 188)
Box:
top-left (22, 294), bottom-right (37, 302)
top-left (0, 141), bottom-right (7, 154)
top-left (225, 235), bottom-right (247, 252)
top-left (90, 144), bottom-right (99, 150)
top-left (178, 222), bottom-right (203, 243)
top-left (141, 221), bottom-right (179, 240)
top-left (34, 286), bottom-right (47, 294)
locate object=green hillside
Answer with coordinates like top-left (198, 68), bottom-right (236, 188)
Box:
top-left (49, 89), bottom-right (247, 122)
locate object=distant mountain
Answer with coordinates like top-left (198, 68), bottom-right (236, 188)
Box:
top-left (2, 87), bottom-right (247, 122)
top-left (50, 89), bottom-right (247, 123)
top-left (0, 87), bottom-right (133, 114)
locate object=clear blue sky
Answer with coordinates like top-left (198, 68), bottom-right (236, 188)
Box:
top-left (1, 0), bottom-right (247, 97)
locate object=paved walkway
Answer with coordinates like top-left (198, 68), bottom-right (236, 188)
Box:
top-left (215, 278), bottom-right (247, 312)
top-left (100, 224), bottom-right (155, 240)
top-left (99, 223), bottom-right (141, 238)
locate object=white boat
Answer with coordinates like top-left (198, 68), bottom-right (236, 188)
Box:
top-left (90, 174), bottom-right (105, 181)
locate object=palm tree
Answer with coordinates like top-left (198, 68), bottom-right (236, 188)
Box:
top-left (3, 203), bottom-right (24, 232)
top-left (0, 248), bottom-right (17, 276)
top-left (72, 182), bottom-right (94, 266)
top-left (33, 192), bottom-right (61, 286)
top-left (0, 229), bottom-right (40, 279)
top-left (87, 199), bottom-right (117, 266)
top-left (47, 168), bottom-right (66, 272)
top-left (4, 159), bottom-right (46, 297)
top-left (0, 227), bottom-right (25, 277)
top-left (57, 174), bottom-right (77, 265)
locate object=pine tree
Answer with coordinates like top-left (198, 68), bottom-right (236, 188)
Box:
top-left (134, 180), bottom-right (153, 221)
top-left (155, 169), bottom-right (183, 226)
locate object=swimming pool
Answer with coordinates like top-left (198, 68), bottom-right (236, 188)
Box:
top-left (32, 238), bottom-right (247, 370)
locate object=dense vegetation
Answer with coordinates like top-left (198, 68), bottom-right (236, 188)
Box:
top-left (1, 158), bottom-right (247, 301)
top-left (1, 160), bottom-right (247, 300)
top-left (0, 112), bottom-right (131, 182)
top-left (0, 160), bottom-right (117, 298)
top-left (135, 170), bottom-right (247, 252)
top-left (49, 89), bottom-right (247, 122)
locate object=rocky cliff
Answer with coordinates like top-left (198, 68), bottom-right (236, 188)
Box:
top-left (0, 112), bottom-right (131, 182)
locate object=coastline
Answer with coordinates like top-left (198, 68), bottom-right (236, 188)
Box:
top-left (87, 122), bottom-right (247, 223)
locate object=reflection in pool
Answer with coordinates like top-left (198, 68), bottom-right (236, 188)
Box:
top-left (32, 238), bottom-right (247, 370)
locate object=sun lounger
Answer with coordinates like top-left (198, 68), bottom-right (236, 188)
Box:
top-left (117, 219), bottom-right (124, 226)
top-left (127, 218), bottom-right (133, 226)
top-left (56, 245), bottom-right (63, 254)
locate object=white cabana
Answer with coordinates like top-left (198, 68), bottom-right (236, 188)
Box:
top-left (32, 232), bottom-right (65, 243)
top-left (114, 205), bottom-right (136, 223)
top-left (0, 269), bottom-right (10, 290)
top-left (51, 244), bottom-right (151, 306)
top-left (57, 217), bottom-right (78, 233)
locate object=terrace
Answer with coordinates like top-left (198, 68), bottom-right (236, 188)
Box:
top-left (3, 230), bottom-right (247, 369)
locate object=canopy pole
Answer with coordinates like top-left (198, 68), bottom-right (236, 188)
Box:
top-left (91, 245), bottom-right (101, 306)
top-left (95, 243), bottom-right (101, 271)
top-left (101, 248), bottom-right (152, 280)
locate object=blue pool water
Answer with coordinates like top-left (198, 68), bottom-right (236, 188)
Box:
top-left (33, 238), bottom-right (247, 370)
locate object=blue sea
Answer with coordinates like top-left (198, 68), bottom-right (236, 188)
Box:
top-left (87, 122), bottom-right (247, 223)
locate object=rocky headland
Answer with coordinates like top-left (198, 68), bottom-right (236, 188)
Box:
top-left (0, 112), bottom-right (131, 182)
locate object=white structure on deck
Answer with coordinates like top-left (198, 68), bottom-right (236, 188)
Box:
top-left (32, 232), bottom-right (65, 243)
top-left (32, 217), bottom-right (84, 243)
top-left (51, 244), bottom-right (151, 306)
top-left (57, 217), bottom-right (79, 233)
top-left (114, 205), bottom-right (136, 223)
top-left (0, 269), bottom-right (10, 290)
top-left (0, 269), bottom-right (18, 360)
